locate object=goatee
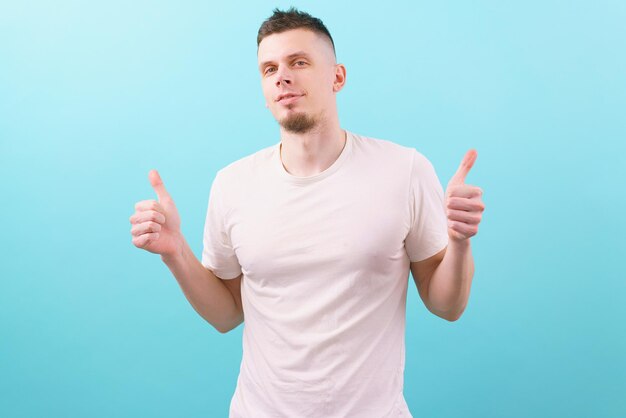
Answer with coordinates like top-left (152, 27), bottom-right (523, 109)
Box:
top-left (279, 112), bottom-right (317, 134)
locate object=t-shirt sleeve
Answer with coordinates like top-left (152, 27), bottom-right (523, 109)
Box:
top-left (404, 150), bottom-right (449, 262)
top-left (201, 172), bottom-right (242, 280)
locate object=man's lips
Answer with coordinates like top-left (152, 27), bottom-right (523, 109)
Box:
top-left (276, 93), bottom-right (304, 104)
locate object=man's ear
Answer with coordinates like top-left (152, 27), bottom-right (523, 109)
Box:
top-left (333, 64), bottom-right (347, 92)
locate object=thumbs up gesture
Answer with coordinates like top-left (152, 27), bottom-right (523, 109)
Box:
top-left (445, 150), bottom-right (485, 242)
top-left (129, 170), bottom-right (183, 256)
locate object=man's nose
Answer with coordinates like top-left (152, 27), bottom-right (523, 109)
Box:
top-left (275, 67), bottom-right (292, 87)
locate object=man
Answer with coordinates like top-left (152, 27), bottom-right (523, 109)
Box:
top-left (130, 7), bottom-right (484, 418)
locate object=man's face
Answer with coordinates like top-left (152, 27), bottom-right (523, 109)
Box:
top-left (257, 29), bottom-right (343, 133)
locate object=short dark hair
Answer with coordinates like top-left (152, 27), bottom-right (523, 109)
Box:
top-left (257, 7), bottom-right (335, 56)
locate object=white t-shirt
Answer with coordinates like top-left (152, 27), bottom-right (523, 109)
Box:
top-left (202, 130), bottom-right (448, 418)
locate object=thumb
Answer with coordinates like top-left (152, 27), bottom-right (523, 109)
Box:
top-left (449, 149), bottom-right (477, 185)
top-left (149, 169), bottom-right (171, 202)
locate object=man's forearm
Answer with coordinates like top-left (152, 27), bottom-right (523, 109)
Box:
top-left (161, 239), bottom-right (243, 333)
top-left (427, 239), bottom-right (474, 321)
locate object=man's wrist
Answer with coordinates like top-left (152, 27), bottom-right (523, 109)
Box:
top-left (447, 236), bottom-right (471, 253)
top-left (161, 235), bottom-right (187, 266)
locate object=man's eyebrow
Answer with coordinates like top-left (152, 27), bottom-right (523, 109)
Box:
top-left (259, 51), bottom-right (312, 69)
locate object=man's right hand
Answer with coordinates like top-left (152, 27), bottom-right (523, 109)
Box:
top-left (130, 170), bottom-right (183, 257)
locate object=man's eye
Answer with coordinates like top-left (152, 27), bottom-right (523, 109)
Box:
top-left (295, 61), bottom-right (307, 66)
top-left (264, 67), bottom-right (276, 75)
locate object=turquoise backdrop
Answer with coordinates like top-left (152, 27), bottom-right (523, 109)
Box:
top-left (1, 1), bottom-right (624, 417)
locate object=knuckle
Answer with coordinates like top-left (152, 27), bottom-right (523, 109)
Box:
top-left (135, 201), bottom-right (149, 211)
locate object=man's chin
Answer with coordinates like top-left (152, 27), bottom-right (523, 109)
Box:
top-left (279, 112), bottom-right (317, 134)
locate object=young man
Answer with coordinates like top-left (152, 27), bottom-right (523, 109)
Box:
top-left (130, 8), bottom-right (485, 418)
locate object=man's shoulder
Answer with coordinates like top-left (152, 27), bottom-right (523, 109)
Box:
top-left (349, 130), bottom-right (421, 165)
top-left (215, 143), bottom-right (277, 182)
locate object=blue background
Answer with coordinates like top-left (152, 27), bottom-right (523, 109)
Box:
top-left (1, 1), bottom-right (625, 417)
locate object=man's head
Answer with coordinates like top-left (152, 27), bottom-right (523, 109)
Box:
top-left (257, 8), bottom-right (336, 58)
top-left (257, 8), bottom-right (346, 134)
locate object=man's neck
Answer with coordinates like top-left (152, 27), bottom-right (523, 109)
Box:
top-left (279, 120), bottom-right (346, 177)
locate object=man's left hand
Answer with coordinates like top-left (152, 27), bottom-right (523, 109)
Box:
top-left (445, 150), bottom-right (485, 242)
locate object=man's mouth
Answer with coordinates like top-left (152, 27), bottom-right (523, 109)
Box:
top-left (276, 93), bottom-right (304, 104)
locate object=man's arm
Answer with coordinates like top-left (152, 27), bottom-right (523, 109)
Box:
top-left (162, 241), bottom-right (244, 333)
top-left (161, 241), bottom-right (243, 333)
top-left (130, 170), bottom-right (243, 333)
top-left (410, 241), bottom-right (474, 322)
top-left (410, 149), bottom-right (484, 322)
